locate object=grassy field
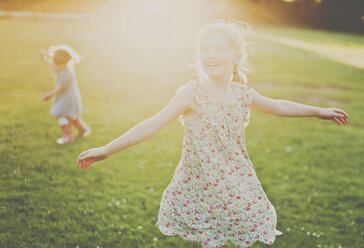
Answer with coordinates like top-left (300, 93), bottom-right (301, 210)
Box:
top-left (0, 18), bottom-right (363, 248)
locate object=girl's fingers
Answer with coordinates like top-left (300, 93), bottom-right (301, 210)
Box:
top-left (78, 157), bottom-right (95, 170)
top-left (80, 160), bottom-right (86, 170)
top-left (342, 116), bottom-right (349, 125)
top-left (78, 159), bottom-right (85, 169)
top-left (341, 111), bottom-right (349, 119)
top-left (80, 158), bottom-right (87, 168)
top-left (78, 150), bottom-right (95, 170)
top-left (332, 117), bottom-right (341, 125)
top-left (337, 117), bottom-right (346, 125)
top-left (78, 152), bottom-right (85, 160)
top-left (333, 110), bottom-right (349, 125)
top-left (77, 153), bottom-right (83, 163)
top-left (82, 159), bottom-right (89, 170)
top-left (78, 155), bottom-right (88, 169)
top-left (86, 159), bottom-right (94, 168)
top-left (335, 114), bottom-right (345, 119)
top-left (78, 148), bottom-right (108, 170)
top-left (79, 151), bottom-right (90, 161)
top-left (335, 109), bottom-right (349, 119)
top-left (77, 155), bottom-right (84, 164)
top-left (80, 158), bottom-right (94, 170)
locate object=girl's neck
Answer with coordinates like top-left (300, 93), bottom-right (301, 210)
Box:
top-left (205, 75), bottom-right (231, 90)
top-left (55, 64), bottom-right (68, 72)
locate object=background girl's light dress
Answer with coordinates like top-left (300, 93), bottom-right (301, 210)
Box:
top-left (50, 67), bottom-right (82, 117)
top-left (156, 81), bottom-right (281, 248)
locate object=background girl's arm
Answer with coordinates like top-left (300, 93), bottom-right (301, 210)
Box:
top-left (40, 48), bottom-right (54, 66)
top-left (77, 84), bottom-right (196, 168)
top-left (250, 88), bottom-right (349, 125)
top-left (43, 85), bottom-right (67, 101)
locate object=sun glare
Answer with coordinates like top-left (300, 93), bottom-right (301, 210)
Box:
top-left (87, 0), bottom-right (240, 80)
top-left (143, 0), bottom-right (170, 14)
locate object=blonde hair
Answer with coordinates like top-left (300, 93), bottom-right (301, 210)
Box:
top-left (193, 21), bottom-right (254, 85)
top-left (47, 44), bottom-right (82, 66)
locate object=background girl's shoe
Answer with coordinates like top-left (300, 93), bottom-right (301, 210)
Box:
top-left (57, 122), bottom-right (74, 144)
top-left (56, 136), bottom-right (74, 144)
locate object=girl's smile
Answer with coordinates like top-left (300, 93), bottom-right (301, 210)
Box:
top-left (200, 32), bottom-right (237, 80)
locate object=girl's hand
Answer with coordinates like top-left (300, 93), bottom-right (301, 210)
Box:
top-left (77, 147), bottom-right (110, 170)
top-left (317, 108), bottom-right (349, 125)
top-left (42, 92), bottom-right (53, 101)
top-left (40, 48), bottom-right (54, 66)
top-left (40, 48), bottom-right (46, 58)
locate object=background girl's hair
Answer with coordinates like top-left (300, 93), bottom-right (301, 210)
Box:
top-left (47, 44), bottom-right (82, 66)
top-left (193, 20), bottom-right (254, 85)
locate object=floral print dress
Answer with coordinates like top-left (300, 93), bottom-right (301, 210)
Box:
top-left (156, 80), bottom-right (281, 248)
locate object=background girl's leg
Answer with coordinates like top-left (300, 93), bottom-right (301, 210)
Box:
top-left (56, 117), bottom-right (74, 144)
top-left (72, 116), bottom-right (91, 138)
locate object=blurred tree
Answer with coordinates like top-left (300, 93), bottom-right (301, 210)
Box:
top-left (243, 0), bottom-right (364, 33)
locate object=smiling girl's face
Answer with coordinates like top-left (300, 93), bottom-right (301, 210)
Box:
top-left (199, 32), bottom-right (240, 81)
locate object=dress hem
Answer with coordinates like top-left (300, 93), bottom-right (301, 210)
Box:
top-left (156, 222), bottom-right (281, 248)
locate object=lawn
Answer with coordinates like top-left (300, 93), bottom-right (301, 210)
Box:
top-left (0, 18), bottom-right (363, 248)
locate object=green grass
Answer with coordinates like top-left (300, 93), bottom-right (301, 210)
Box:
top-left (0, 18), bottom-right (363, 248)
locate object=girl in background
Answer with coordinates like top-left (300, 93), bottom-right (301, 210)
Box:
top-left (40, 45), bottom-right (91, 144)
top-left (77, 22), bottom-right (349, 247)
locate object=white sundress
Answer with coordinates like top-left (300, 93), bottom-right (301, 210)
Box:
top-left (50, 67), bottom-right (82, 117)
top-left (156, 80), bottom-right (282, 248)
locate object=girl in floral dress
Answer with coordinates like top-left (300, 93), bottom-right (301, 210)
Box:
top-left (77, 22), bottom-right (349, 247)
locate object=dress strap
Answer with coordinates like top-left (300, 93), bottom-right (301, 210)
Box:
top-left (231, 81), bottom-right (254, 106)
top-left (188, 80), bottom-right (210, 106)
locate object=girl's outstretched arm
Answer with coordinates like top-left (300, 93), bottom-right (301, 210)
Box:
top-left (250, 88), bottom-right (349, 125)
top-left (40, 48), bottom-right (54, 66)
top-left (77, 84), bottom-right (196, 170)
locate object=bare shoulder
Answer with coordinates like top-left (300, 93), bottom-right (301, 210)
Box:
top-left (248, 86), bottom-right (266, 99)
top-left (248, 85), bottom-right (258, 95)
top-left (176, 80), bottom-right (195, 94)
top-left (175, 81), bottom-right (197, 105)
